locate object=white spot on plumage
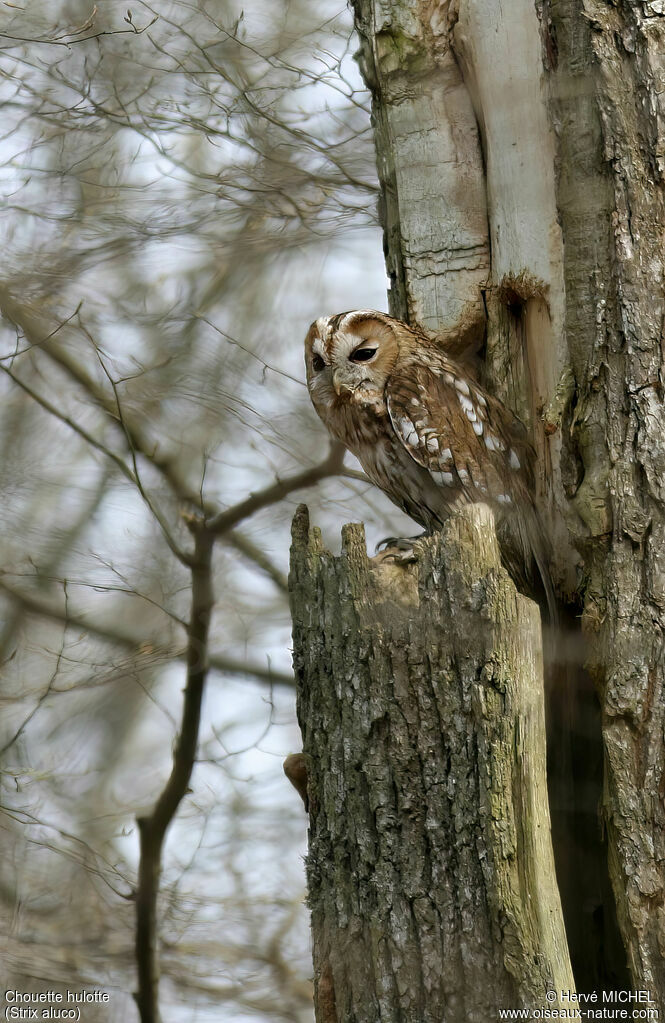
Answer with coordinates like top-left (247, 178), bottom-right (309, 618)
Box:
top-left (458, 468), bottom-right (470, 483)
top-left (396, 416), bottom-right (418, 448)
top-left (431, 469), bottom-right (454, 487)
top-left (438, 448), bottom-right (453, 465)
top-left (472, 421), bottom-right (483, 436)
top-left (497, 493), bottom-right (512, 504)
top-left (509, 449), bottom-right (521, 469)
top-left (443, 372), bottom-right (455, 386)
top-left (458, 393), bottom-right (484, 424)
top-left (484, 434), bottom-right (505, 452)
top-left (312, 336), bottom-right (325, 358)
top-left (426, 435), bottom-right (439, 453)
top-left (475, 392), bottom-right (487, 407)
top-left (455, 378), bottom-right (470, 396)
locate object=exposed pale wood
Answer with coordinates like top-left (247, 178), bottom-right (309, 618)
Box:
top-left (451, 0), bottom-right (577, 596)
top-left (351, 0), bottom-right (490, 340)
top-left (351, 0), bottom-right (579, 593)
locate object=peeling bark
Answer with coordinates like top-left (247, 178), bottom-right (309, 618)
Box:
top-left (290, 504), bottom-right (573, 1022)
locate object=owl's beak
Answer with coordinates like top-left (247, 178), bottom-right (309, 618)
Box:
top-left (332, 369), bottom-right (351, 396)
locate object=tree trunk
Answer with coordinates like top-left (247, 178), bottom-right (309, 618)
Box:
top-left (290, 503), bottom-right (573, 1022)
top-left (347, 0), bottom-right (665, 1004)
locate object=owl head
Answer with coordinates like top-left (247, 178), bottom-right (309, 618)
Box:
top-left (304, 310), bottom-right (402, 415)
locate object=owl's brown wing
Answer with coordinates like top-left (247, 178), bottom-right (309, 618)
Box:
top-left (385, 360), bottom-right (533, 506)
top-left (385, 359), bottom-right (555, 619)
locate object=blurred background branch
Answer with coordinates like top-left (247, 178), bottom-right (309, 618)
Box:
top-left (0, 2), bottom-right (406, 1019)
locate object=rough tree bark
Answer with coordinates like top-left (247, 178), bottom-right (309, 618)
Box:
top-left (290, 0), bottom-right (665, 1013)
top-left (545, 4), bottom-right (665, 999)
top-left (290, 503), bottom-right (573, 1022)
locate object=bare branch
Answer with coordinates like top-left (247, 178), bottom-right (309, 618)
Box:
top-left (0, 577), bottom-right (294, 688)
top-left (0, 586), bottom-right (69, 755)
top-left (226, 531), bottom-right (288, 594)
top-left (195, 314), bottom-right (305, 388)
top-left (0, 361), bottom-right (137, 485)
top-left (134, 525), bottom-right (213, 1023)
top-left (0, 465), bottom-right (111, 663)
top-left (206, 443), bottom-right (347, 536)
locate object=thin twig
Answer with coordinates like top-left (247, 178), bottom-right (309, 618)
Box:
top-left (0, 465), bottom-right (111, 664)
top-left (195, 314), bottom-right (305, 387)
top-left (0, 301), bottom-right (82, 362)
top-left (92, 344), bottom-right (193, 565)
top-left (0, 14), bottom-right (159, 50)
top-left (0, 584), bottom-right (69, 755)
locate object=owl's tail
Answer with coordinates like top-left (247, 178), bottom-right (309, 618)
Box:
top-left (497, 499), bottom-right (558, 625)
top-left (530, 518), bottom-right (558, 626)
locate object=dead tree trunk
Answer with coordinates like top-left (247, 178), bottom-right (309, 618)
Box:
top-left (290, 503), bottom-right (573, 1022)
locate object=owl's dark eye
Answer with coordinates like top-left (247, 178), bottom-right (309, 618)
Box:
top-left (312, 354), bottom-right (326, 372)
top-left (350, 346), bottom-right (377, 363)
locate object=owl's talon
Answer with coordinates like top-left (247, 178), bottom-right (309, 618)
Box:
top-left (374, 535), bottom-right (424, 563)
top-left (376, 548), bottom-right (418, 564)
top-left (375, 534), bottom-right (424, 553)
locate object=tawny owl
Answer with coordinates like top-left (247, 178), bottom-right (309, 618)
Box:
top-left (304, 308), bottom-right (554, 615)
